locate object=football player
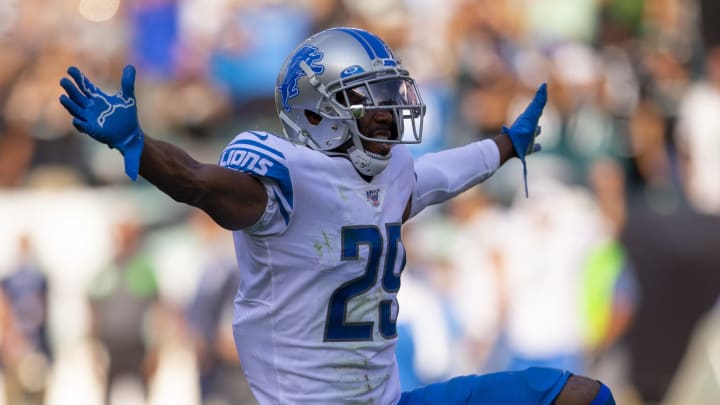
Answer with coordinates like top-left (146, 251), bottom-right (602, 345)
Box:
top-left (59, 27), bottom-right (614, 405)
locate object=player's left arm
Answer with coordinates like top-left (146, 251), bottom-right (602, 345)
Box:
top-left (403, 138), bottom-right (501, 221)
top-left (403, 84), bottom-right (546, 221)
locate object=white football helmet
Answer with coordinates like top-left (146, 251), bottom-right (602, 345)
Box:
top-left (275, 27), bottom-right (426, 176)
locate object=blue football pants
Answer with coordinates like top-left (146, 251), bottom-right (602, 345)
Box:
top-left (399, 367), bottom-right (571, 405)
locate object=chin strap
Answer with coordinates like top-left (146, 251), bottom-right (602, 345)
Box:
top-left (347, 126), bottom-right (391, 176)
top-left (347, 145), bottom-right (389, 177)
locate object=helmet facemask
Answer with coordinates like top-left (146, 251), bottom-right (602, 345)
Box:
top-left (315, 71), bottom-right (426, 176)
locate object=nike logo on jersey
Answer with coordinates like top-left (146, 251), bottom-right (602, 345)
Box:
top-left (220, 149), bottom-right (275, 176)
top-left (250, 131), bottom-right (269, 140)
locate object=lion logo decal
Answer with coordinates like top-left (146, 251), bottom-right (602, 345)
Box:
top-left (279, 45), bottom-right (325, 112)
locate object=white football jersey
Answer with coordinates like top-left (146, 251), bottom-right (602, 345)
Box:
top-left (218, 131), bottom-right (415, 405)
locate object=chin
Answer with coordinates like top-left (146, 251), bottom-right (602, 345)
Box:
top-left (374, 145), bottom-right (393, 157)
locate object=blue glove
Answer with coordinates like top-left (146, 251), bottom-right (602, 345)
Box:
top-left (59, 65), bottom-right (144, 181)
top-left (502, 83), bottom-right (546, 197)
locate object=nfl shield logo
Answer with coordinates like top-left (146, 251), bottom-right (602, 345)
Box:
top-left (354, 185), bottom-right (384, 210)
top-left (366, 188), bottom-right (380, 207)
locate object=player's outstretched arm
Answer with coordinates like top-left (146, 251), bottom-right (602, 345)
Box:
top-left (138, 137), bottom-right (267, 230)
top-left (59, 65), bottom-right (267, 230)
top-left (404, 84), bottom-right (547, 220)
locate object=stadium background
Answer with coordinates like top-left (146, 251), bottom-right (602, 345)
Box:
top-left (1, 0), bottom-right (720, 404)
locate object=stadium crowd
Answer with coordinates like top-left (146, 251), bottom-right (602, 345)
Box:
top-left (1, 0), bottom-right (720, 404)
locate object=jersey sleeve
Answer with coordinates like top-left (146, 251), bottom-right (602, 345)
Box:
top-left (219, 131), bottom-right (295, 236)
top-left (409, 139), bottom-right (499, 218)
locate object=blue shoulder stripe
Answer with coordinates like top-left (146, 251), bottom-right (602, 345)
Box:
top-left (219, 147), bottom-right (294, 210)
top-left (227, 139), bottom-right (285, 160)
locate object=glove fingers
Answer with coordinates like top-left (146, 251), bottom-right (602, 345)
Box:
top-left (519, 83), bottom-right (547, 123)
top-left (72, 118), bottom-right (92, 134)
top-left (67, 66), bottom-right (100, 97)
top-left (59, 95), bottom-right (87, 121)
top-left (121, 65), bottom-right (136, 99)
top-left (60, 78), bottom-right (89, 107)
top-left (528, 127), bottom-right (542, 154)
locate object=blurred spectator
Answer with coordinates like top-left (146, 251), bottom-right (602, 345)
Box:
top-left (662, 297), bottom-right (720, 404)
top-left (701, 0), bottom-right (720, 48)
top-left (494, 179), bottom-right (605, 375)
top-left (207, 2), bottom-right (312, 108)
top-left (674, 45), bottom-right (720, 215)
top-left (394, 262), bottom-right (457, 392)
top-left (128, 0), bottom-right (181, 80)
top-left (0, 233), bottom-right (52, 405)
top-left (0, 44), bottom-right (36, 188)
top-left (634, 44), bottom-right (691, 209)
top-left (550, 42), bottom-right (616, 177)
top-left (627, 97), bottom-right (679, 207)
top-left (185, 210), bottom-right (255, 405)
top-left (579, 158), bottom-right (639, 403)
top-left (395, 219), bottom-right (462, 391)
top-left (448, 0), bottom-right (519, 146)
top-left (0, 123), bottom-right (34, 187)
top-left (522, 0), bottom-right (599, 44)
top-left (621, 204), bottom-right (720, 403)
top-left (86, 217), bottom-right (160, 405)
top-left (443, 188), bottom-right (508, 374)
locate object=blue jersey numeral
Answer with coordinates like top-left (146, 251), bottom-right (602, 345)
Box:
top-left (324, 224), bottom-right (404, 342)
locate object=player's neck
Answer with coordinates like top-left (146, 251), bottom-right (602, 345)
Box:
top-left (357, 171), bottom-right (373, 182)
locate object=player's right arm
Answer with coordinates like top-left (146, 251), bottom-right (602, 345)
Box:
top-left (58, 65), bottom-right (267, 230)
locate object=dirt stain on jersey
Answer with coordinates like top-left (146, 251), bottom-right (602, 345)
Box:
top-left (314, 230), bottom-right (338, 262)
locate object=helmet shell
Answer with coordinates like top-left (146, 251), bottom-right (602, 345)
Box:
top-left (275, 27), bottom-right (410, 151)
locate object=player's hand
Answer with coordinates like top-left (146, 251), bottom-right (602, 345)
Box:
top-left (504, 83), bottom-right (546, 160)
top-left (502, 83), bottom-right (546, 197)
top-left (59, 65), bottom-right (144, 180)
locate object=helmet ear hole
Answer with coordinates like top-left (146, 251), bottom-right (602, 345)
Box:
top-left (304, 110), bottom-right (323, 125)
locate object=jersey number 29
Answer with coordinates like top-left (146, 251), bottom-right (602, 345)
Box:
top-left (324, 224), bottom-right (404, 342)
